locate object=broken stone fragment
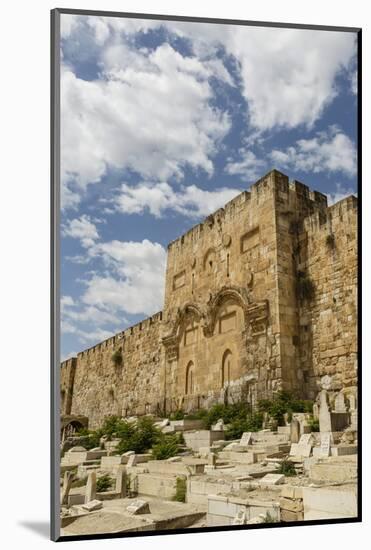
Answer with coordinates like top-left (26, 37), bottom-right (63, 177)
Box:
top-left (260, 473), bottom-right (285, 485)
top-left (126, 499), bottom-right (150, 515)
top-left (81, 499), bottom-right (103, 512)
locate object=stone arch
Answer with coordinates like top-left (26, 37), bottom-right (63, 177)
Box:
top-left (164, 303), bottom-right (205, 345)
top-left (185, 361), bottom-right (195, 395)
top-left (205, 286), bottom-right (251, 336)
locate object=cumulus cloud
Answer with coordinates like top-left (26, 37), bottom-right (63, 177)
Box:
top-left (81, 239), bottom-right (167, 316)
top-left (163, 21), bottom-right (356, 131)
top-left (61, 42), bottom-right (231, 209)
top-left (62, 215), bottom-right (99, 248)
top-left (225, 150), bottom-right (266, 181)
top-left (115, 182), bottom-right (242, 218)
top-left (270, 126), bottom-right (356, 177)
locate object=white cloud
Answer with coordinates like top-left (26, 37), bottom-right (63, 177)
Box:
top-left (350, 71), bottom-right (358, 95)
top-left (327, 183), bottom-right (357, 206)
top-left (225, 150), bottom-right (266, 181)
top-left (270, 126), bottom-right (356, 177)
top-left (115, 182), bottom-right (242, 219)
top-left (61, 295), bottom-right (75, 309)
top-left (61, 42), bottom-right (231, 208)
top-left (82, 239), bottom-right (167, 316)
top-left (170, 23), bottom-right (356, 131)
top-left (62, 215), bottom-right (99, 248)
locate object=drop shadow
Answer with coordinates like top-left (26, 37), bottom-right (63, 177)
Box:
top-left (18, 521), bottom-right (50, 539)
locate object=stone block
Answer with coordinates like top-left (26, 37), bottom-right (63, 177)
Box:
top-left (280, 485), bottom-right (303, 500)
top-left (303, 485), bottom-right (357, 520)
top-left (279, 497), bottom-right (303, 513)
top-left (259, 473), bottom-right (285, 485)
top-left (81, 499), bottom-right (103, 512)
top-left (126, 499), bottom-right (150, 515)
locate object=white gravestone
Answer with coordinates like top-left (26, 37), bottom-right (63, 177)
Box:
top-left (240, 432), bottom-right (252, 446)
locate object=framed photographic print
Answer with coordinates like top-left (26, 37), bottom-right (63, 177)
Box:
top-left (51, 8), bottom-right (361, 541)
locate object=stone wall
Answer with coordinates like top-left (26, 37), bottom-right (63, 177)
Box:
top-left (60, 170), bottom-right (358, 428)
top-left (62, 312), bottom-right (163, 429)
top-left (298, 196), bottom-right (358, 397)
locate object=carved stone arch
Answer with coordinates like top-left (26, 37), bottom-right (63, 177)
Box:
top-left (162, 303), bottom-right (206, 354)
top-left (204, 286), bottom-right (251, 336)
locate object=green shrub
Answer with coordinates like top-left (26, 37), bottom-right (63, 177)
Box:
top-left (225, 413), bottom-right (263, 440)
top-left (202, 402), bottom-right (252, 429)
top-left (71, 476), bottom-right (87, 488)
top-left (115, 417), bottom-right (160, 454)
top-left (308, 416), bottom-right (320, 432)
top-left (258, 391), bottom-right (314, 425)
top-left (169, 410), bottom-right (185, 420)
top-left (75, 428), bottom-right (102, 450)
top-left (151, 435), bottom-right (180, 460)
top-left (172, 476), bottom-right (187, 502)
top-left (96, 474), bottom-right (114, 492)
top-left (186, 409), bottom-right (208, 421)
top-left (277, 460), bottom-right (297, 477)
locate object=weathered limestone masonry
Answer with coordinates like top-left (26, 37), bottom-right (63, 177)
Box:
top-left (60, 170), bottom-right (358, 430)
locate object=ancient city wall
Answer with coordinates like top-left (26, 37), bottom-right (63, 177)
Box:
top-left (62, 312), bottom-right (163, 429)
top-left (60, 170), bottom-right (358, 428)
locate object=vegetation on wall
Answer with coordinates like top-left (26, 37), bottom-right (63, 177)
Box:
top-left (111, 349), bottom-right (123, 366)
top-left (172, 476), bottom-right (187, 503)
top-left (296, 271), bottom-right (316, 301)
top-left (326, 233), bottom-right (335, 249)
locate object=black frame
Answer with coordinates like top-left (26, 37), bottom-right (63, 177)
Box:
top-left (51, 8), bottom-right (362, 542)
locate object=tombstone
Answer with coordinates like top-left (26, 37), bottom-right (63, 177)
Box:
top-left (318, 390), bottom-right (332, 433)
top-left (348, 394), bottom-right (356, 411)
top-left (85, 471), bottom-right (96, 504)
top-left (319, 432), bottom-right (332, 457)
top-left (240, 432), bottom-right (252, 446)
top-left (158, 418), bottom-right (170, 429)
top-left (232, 510), bottom-right (247, 525)
top-left (312, 402), bottom-right (319, 420)
top-left (299, 433), bottom-right (315, 446)
top-left (208, 453), bottom-right (217, 468)
top-left (212, 418), bottom-right (224, 431)
top-left (127, 454), bottom-right (137, 467)
top-left (334, 393), bottom-right (347, 413)
top-left (126, 499), bottom-right (150, 515)
top-left (290, 418), bottom-right (300, 443)
top-left (61, 471), bottom-right (74, 506)
top-left (293, 433), bottom-right (315, 457)
top-left (260, 473), bottom-right (285, 485)
top-left (81, 499), bottom-right (103, 512)
top-left (115, 465), bottom-right (127, 498)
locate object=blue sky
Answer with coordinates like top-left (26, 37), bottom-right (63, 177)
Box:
top-left (60, 14), bottom-right (358, 360)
